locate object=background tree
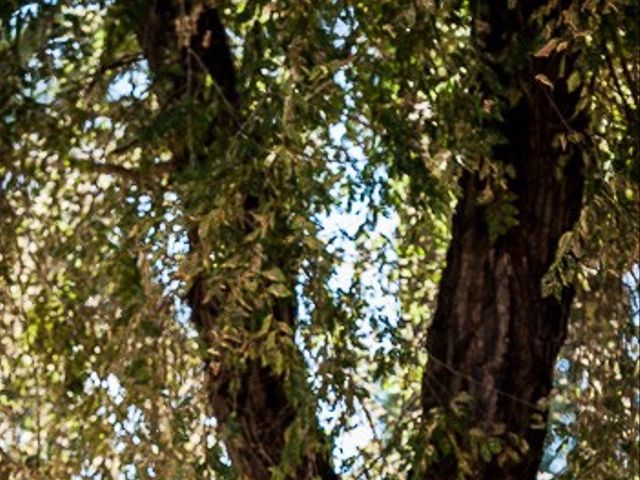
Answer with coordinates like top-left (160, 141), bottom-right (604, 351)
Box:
top-left (0, 1), bottom-right (637, 480)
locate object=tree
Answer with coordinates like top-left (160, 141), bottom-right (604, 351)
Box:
top-left (420, 2), bottom-right (589, 478)
top-left (0, 1), bottom-right (637, 480)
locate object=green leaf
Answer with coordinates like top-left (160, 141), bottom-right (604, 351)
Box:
top-left (262, 267), bottom-right (286, 283)
top-left (268, 283), bottom-right (292, 298)
top-left (567, 71), bottom-right (581, 93)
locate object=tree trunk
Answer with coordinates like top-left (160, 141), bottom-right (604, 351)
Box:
top-left (133, 2), bottom-right (337, 478)
top-left (421, 3), bottom-right (588, 479)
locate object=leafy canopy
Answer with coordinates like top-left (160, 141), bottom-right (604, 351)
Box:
top-left (0, 0), bottom-right (637, 479)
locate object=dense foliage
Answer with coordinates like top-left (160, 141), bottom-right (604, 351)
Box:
top-left (0, 1), bottom-right (637, 479)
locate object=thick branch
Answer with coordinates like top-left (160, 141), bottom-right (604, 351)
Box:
top-left (132, 1), bottom-right (337, 478)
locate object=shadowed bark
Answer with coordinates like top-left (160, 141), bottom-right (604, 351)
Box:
top-left (133, 1), bottom-right (337, 478)
top-left (421, 3), bottom-right (588, 479)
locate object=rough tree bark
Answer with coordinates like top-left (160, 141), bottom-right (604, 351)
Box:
top-left (133, 2), bottom-right (337, 479)
top-left (421, 3), bottom-right (588, 479)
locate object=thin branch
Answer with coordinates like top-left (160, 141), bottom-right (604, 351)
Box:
top-left (87, 53), bottom-right (146, 93)
top-left (609, 29), bottom-right (639, 103)
top-left (602, 41), bottom-right (636, 126)
top-left (69, 158), bottom-right (176, 183)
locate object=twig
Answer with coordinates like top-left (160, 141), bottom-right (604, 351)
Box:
top-left (68, 158), bottom-right (176, 183)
